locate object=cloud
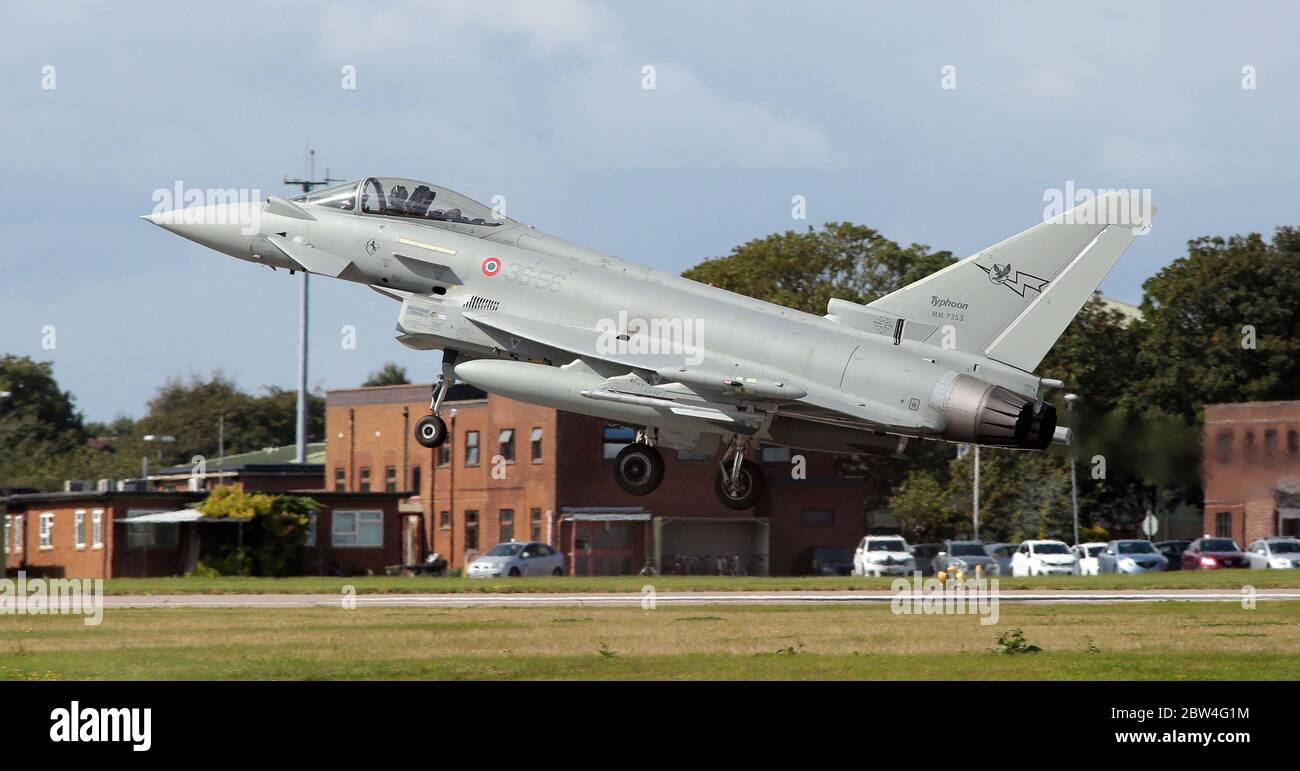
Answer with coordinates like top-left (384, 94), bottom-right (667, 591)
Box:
top-left (547, 61), bottom-right (841, 170)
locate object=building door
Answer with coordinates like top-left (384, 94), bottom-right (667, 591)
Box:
top-left (404, 515), bottom-right (421, 565)
top-left (573, 521), bottom-right (638, 576)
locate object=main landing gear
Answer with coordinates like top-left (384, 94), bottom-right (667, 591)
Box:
top-left (714, 436), bottom-right (765, 511)
top-left (414, 355), bottom-right (456, 449)
top-left (608, 430), bottom-right (767, 511)
top-left (613, 430), bottom-right (665, 496)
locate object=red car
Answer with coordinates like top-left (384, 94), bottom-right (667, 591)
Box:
top-left (1181, 537), bottom-right (1250, 570)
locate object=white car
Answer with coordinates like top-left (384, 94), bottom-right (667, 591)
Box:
top-left (853, 535), bottom-right (916, 577)
top-left (1011, 540), bottom-right (1077, 576)
top-left (466, 542), bottom-right (565, 578)
top-left (1072, 542), bottom-right (1107, 575)
top-left (1245, 538), bottom-right (1300, 569)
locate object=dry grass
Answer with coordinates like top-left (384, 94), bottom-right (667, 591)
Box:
top-left (3, 601), bottom-right (1298, 680)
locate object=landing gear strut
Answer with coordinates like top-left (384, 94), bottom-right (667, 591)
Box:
top-left (714, 436), bottom-right (765, 510)
top-left (612, 429), bottom-right (665, 496)
top-left (414, 353), bottom-right (456, 449)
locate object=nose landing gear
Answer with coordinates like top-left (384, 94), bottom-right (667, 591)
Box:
top-left (414, 355), bottom-right (455, 449)
top-left (714, 436), bottom-right (765, 510)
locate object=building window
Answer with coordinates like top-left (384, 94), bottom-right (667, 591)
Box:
top-left (74, 510), bottom-right (87, 549)
top-left (1289, 429), bottom-right (1298, 455)
top-left (677, 449), bottom-right (710, 461)
top-left (411, 465), bottom-right (422, 496)
top-left (304, 513), bottom-right (317, 547)
top-left (499, 509), bottom-right (514, 542)
top-left (464, 510), bottom-right (479, 550)
top-left (39, 512), bottom-right (54, 549)
top-left (531, 427), bottom-right (543, 462)
top-left (2, 515), bottom-right (8, 553)
top-left (1215, 511), bottom-right (1232, 538)
top-left (602, 426), bottom-right (635, 460)
top-left (439, 510), bottom-right (450, 529)
top-left (1243, 431), bottom-right (1256, 460)
top-left (1265, 429), bottom-right (1278, 453)
top-left (761, 446), bottom-right (792, 463)
top-left (531, 508), bottom-right (543, 541)
top-left (334, 467), bottom-right (346, 492)
top-left (12, 515), bottom-right (21, 552)
top-left (91, 510), bottom-right (103, 548)
top-left (332, 510), bottom-right (383, 547)
top-left (1214, 430), bottom-right (1234, 464)
top-left (499, 429), bottom-right (515, 463)
top-left (465, 431), bottom-right (480, 466)
top-left (437, 444), bottom-right (450, 466)
top-left (800, 509), bottom-right (834, 528)
top-left (385, 466), bottom-right (398, 493)
top-left (359, 467), bottom-right (372, 493)
top-left (128, 525), bottom-right (178, 550)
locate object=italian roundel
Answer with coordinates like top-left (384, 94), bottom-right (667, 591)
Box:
top-left (481, 256), bottom-right (502, 276)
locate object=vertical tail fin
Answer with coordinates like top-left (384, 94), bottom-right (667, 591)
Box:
top-left (866, 191), bottom-right (1154, 372)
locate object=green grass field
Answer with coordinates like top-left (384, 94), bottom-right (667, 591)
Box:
top-left (97, 569), bottom-right (1300, 595)
top-left (3, 601), bottom-right (1298, 680)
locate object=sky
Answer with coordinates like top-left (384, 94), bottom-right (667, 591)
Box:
top-left (1, 0), bottom-right (1298, 423)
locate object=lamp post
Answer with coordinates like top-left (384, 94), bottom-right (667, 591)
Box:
top-left (141, 434), bottom-right (176, 485)
top-left (1064, 394), bottom-right (1081, 547)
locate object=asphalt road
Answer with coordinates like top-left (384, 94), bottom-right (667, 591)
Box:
top-left (99, 589), bottom-right (1300, 609)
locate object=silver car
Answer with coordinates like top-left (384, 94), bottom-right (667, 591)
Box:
top-left (932, 540), bottom-right (1000, 577)
top-left (1245, 538), bottom-right (1300, 569)
top-left (467, 542), bottom-right (565, 578)
top-left (1096, 539), bottom-right (1167, 574)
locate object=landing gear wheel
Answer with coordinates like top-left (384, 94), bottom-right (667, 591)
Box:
top-left (414, 414), bottom-right (448, 448)
top-left (614, 443), bottom-right (665, 496)
top-left (714, 458), bottom-right (765, 510)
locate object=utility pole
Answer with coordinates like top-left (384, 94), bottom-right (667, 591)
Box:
top-left (1065, 393), bottom-right (1081, 546)
top-left (973, 445), bottom-right (980, 541)
top-left (283, 148), bottom-right (343, 464)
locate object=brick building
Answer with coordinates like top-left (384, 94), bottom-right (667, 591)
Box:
top-left (1202, 401), bottom-right (1300, 544)
top-left (2, 489), bottom-right (408, 578)
top-left (325, 384), bottom-right (867, 575)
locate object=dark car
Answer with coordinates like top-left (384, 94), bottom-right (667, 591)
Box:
top-left (910, 543), bottom-right (942, 576)
top-left (797, 546), bottom-right (856, 576)
top-left (1155, 540), bottom-right (1191, 571)
top-left (1181, 537), bottom-right (1250, 570)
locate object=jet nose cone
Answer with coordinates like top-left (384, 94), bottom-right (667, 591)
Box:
top-left (142, 201), bottom-right (261, 261)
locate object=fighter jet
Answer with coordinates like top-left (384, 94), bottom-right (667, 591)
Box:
top-left (144, 178), bottom-right (1153, 509)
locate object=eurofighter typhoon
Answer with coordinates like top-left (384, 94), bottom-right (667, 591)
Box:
top-left (144, 178), bottom-right (1153, 509)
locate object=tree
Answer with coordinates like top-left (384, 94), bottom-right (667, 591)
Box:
top-left (887, 470), bottom-right (951, 541)
top-left (138, 373), bottom-right (324, 465)
top-left (683, 222), bottom-right (955, 315)
top-left (1128, 228), bottom-right (1300, 420)
top-left (0, 355), bottom-right (84, 445)
top-left (363, 362), bottom-right (410, 387)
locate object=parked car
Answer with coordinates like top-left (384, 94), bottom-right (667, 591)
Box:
top-left (1072, 542), bottom-right (1107, 575)
top-left (909, 543), bottom-right (941, 576)
top-left (466, 541), bottom-right (565, 578)
top-left (932, 540), bottom-right (1000, 576)
top-left (1096, 539), bottom-right (1167, 574)
top-left (853, 536), bottom-right (916, 577)
top-left (798, 546), bottom-right (856, 576)
top-left (1181, 537), bottom-right (1249, 570)
top-left (985, 543), bottom-right (1017, 576)
top-left (1245, 537), bottom-right (1300, 569)
top-left (1010, 540), bottom-right (1077, 576)
top-left (1155, 540), bottom-right (1191, 570)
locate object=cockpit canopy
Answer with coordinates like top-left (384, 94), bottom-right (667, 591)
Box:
top-left (291, 177), bottom-right (509, 229)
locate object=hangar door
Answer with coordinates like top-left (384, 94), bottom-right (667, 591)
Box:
top-left (658, 518), bottom-right (769, 576)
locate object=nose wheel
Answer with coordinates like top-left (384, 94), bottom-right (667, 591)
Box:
top-left (414, 414), bottom-right (447, 448)
top-left (715, 438), bottom-right (765, 510)
top-left (613, 442), bottom-right (665, 496)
